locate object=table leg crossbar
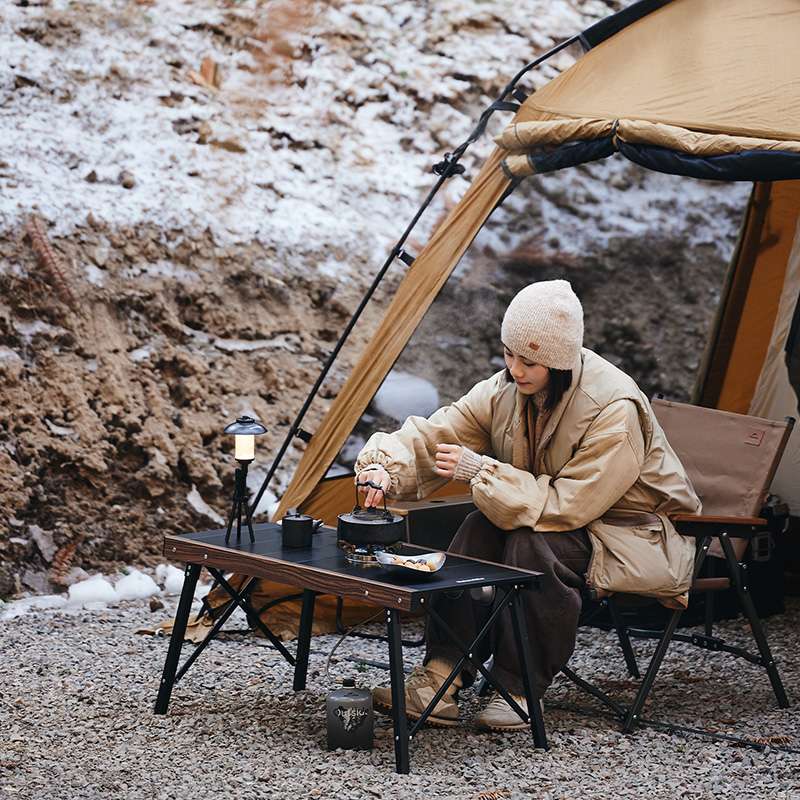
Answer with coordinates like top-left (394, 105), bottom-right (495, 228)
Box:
top-left (206, 568), bottom-right (296, 666)
top-left (154, 564), bottom-right (295, 715)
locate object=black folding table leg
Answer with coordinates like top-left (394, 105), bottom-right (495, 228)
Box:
top-left (607, 597), bottom-right (640, 679)
top-left (509, 585), bottom-right (548, 749)
top-left (293, 590), bottom-right (316, 691)
top-left (386, 607), bottom-right (410, 774)
top-left (719, 533), bottom-right (789, 708)
top-left (155, 563), bottom-right (201, 714)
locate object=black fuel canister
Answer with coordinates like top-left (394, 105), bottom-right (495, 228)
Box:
top-left (325, 678), bottom-right (374, 751)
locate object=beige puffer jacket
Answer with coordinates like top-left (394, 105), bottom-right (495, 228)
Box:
top-left (355, 349), bottom-right (702, 608)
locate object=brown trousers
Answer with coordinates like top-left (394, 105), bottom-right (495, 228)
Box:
top-left (424, 510), bottom-right (592, 698)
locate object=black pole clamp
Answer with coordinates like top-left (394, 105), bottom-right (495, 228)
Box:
top-left (432, 152), bottom-right (466, 177)
top-left (396, 249), bottom-right (416, 266)
top-left (294, 428), bottom-right (313, 443)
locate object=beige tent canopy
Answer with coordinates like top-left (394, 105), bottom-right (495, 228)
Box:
top-left (498, 0), bottom-right (800, 180)
top-left (229, 0), bottom-right (800, 634)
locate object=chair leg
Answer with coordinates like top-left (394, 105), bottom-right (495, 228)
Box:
top-left (622, 608), bottom-right (683, 733)
top-left (704, 558), bottom-right (716, 637)
top-left (622, 536), bottom-right (712, 733)
top-left (718, 533), bottom-right (789, 708)
top-left (606, 598), bottom-right (640, 680)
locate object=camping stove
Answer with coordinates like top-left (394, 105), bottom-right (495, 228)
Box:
top-left (337, 539), bottom-right (400, 566)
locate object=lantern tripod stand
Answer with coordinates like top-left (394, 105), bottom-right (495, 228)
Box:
top-left (226, 458), bottom-right (255, 545)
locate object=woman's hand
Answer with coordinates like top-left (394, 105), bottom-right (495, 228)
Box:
top-left (355, 465), bottom-right (391, 508)
top-left (434, 443), bottom-right (463, 479)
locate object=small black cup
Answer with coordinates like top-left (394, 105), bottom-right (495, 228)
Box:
top-left (281, 513), bottom-right (322, 548)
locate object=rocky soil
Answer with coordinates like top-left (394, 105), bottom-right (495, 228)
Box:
top-left (0, 0), bottom-right (751, 598)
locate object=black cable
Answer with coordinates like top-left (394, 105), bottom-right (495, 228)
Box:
top-left (547, 699), bottom-right (800, 755)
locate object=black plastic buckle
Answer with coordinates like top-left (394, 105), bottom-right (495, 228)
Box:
top-left (511, 87), bottom-right (529, 104)
top-left (396, 249), bottom-right (416, 266)
top-left (294, 428), bottom-right (313, 443)
top-left (432, 153), bottom-right (466, 177)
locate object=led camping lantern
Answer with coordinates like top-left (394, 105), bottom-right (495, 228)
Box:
top-left (223, 415), bottom-right (267, 545)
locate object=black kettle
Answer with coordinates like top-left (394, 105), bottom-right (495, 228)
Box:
top-left (336, 480), bottom-right (405, 547)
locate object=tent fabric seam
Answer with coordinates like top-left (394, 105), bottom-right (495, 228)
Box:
top-left (499, 118), bottom-right (800, 157)
top-left (519, 101), bottom-right (800, 144)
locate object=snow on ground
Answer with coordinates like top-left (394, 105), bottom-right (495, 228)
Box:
top-left (0, 564), bottom-right (209, 620)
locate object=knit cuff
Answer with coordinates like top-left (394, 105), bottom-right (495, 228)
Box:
top-left (453, 447), bottom-right (483, 482)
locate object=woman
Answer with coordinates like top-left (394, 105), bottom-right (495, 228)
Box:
top-left (354, 279), bottom-right (700, 731)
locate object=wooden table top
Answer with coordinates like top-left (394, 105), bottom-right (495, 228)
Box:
top-left (164, 523), bottom-right (541, 612)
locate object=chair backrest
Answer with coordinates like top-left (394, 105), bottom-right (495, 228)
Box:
top-left (652, 399), bottom-right (794, 518)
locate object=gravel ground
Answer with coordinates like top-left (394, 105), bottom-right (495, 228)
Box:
top-left (2, 595), bottom-right (800, 800)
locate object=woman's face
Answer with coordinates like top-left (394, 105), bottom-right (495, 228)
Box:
top-left (503, 343), bottom-right (550, 395)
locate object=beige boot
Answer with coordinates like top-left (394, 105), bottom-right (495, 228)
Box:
top-left (474, 692), bottom-right (542, 732)
top-left (372, 664), bottom-right (460, 727)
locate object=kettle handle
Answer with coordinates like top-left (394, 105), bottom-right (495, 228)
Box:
top-left (354, 479), bottom-right (389, 514)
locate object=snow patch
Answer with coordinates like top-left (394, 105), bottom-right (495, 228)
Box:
top-left (0, 346), bottom-right (23, 364)
top-left (155, 564), bottom-right (186, 595)
top-left (0, 594), bottom-right (67, 621)
top-left (114, 569), bottom-right (161, 601)
top-left (187, 484), bottom-right (226, 526)
top-left (127, 345), bottom-right (153, 363)
top-left (13, 319), bottom-right (67, 341)
top-left (67, 574), bottom-right (118, 607)
top-left (84, 263), bottom-right (106, 287)
top-left (44, 418), bottom-right (75, 437)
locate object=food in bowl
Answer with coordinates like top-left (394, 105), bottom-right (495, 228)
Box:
top-left (375, 550), bottom-right (446, 573)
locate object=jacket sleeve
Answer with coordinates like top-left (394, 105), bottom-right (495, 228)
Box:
top-left (469, 399), bottom-right (645, 532)
top-left (354, 373), bottom-right (499, 500)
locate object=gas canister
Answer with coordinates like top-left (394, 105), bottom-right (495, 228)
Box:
top-left (325, 678), bottom-right (374, 751)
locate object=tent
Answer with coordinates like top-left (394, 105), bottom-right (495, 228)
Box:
top-left (225, 0), bottom-right (800, 634)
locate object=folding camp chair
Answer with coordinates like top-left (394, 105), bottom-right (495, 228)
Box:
top-left (569, 399), bottom-right (795, 733)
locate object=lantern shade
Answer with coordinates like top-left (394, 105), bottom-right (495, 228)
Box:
top-left (223, 416), bottom-right (268, 436)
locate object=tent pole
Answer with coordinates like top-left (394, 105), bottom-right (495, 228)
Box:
top-left (247, 34), bottom-right (580, 522)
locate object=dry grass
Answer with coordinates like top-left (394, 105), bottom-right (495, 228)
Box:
top-left (24, 215), bottom-right (77, 311)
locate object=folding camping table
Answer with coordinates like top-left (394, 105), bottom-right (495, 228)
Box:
top-left (153, 523), bottom-right (546, 773)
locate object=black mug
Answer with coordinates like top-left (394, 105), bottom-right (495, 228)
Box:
top-left (281, 512), bottom-right (323, 548)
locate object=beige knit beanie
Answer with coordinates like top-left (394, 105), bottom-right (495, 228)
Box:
top-left (501, 279), bottom-right (583, 370)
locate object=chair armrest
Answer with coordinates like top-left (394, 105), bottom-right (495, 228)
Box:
top-left (670, 514), bottom-right (767, 526)
top-left (669, 513), bottom-right (767, 538)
